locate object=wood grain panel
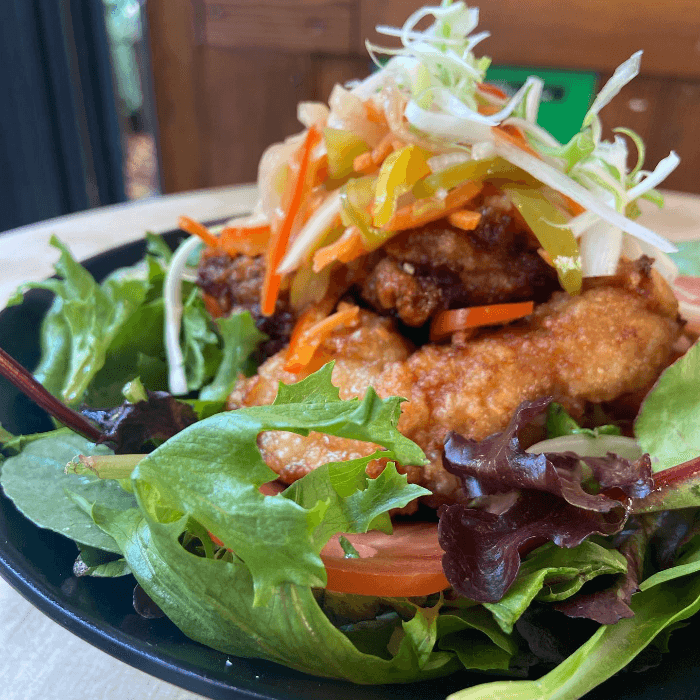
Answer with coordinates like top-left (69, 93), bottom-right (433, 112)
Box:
top-left (313, 54), bottom-right (372, 103)
top-left (200, 48), bottom-right (316, 185)
top-left (202, 0), bottom-right (355, 53)
top-left (598, 75), bottom-right (700, 195)
top-left (145, 0), bottom-right (205, 193)
top-left (360, 0), bottom-right (700, 78)
top-left (640, 80), bottom-right (700, 195)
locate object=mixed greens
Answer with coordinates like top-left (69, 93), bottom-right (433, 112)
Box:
top-left (2, 199), bottom-right (700, 699)
top-left (2, 2), bottom-right (700, 699)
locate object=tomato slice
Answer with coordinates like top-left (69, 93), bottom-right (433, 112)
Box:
top-left (321, 522), bottom-right (448, 597)
top-left (212, 482), bottom-right (448, 597)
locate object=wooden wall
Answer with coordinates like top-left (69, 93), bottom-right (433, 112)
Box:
top-left (146, 0), bottom-right (700, 195)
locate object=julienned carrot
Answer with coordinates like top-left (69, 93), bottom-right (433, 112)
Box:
top-left (202, 293), bottom-right (225, 319)
top-left (353, 151), bottom-right (375, 174)
top-left (537, 248), bottom-right (555, 267)
top-left (364, 99), bottom-right (385, 124)
top-left (284, 303), bottom-right (360, 374)
top-left (308, 150), bottom-right (328, 189)
top-left (178, 216), bottom-right (219, 248)
top-left (563, 194), bottom-right (586, 217)
top-left (492, 124), bottom-right (540, 159)
top-left (371, 133), bottom-right (395, 166)
top-left (261, 125), bottom-right (322, 316)
top-left (219, 225), bottom-right (270, 257)
top-left (477, 82), bottom-right (508, 100)
top-left (447, 209), bottom-right (481, 231)
top-left (383, 181), bottom-right (483, 232)
top-left (430, 301), bottom-right (534, 341)
top-left (313, 227), bottom-right (366, 272)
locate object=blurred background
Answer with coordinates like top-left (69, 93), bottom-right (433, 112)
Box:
top-left (2, 0), bottom-right (699, 232)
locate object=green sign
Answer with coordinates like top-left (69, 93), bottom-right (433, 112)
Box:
top-left (485, 66), bottom-right (597, 144)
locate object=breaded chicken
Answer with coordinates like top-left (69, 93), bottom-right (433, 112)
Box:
top-left (228, 310), bottom-right (413, 485)
top-left (230, 259), bottom-right (682, 504)
top-left (361, 206), bottom-right (558, 326)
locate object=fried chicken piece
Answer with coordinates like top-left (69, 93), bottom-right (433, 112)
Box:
top-left (230, 259), bottom-right (682, 505)
top-left (228, 310), bottom-right (413, 485)
top-left (197, 251), bottom-right (296, 358)
top-left (385, 263), bottom-right (681, 503)
top-left (360, 207), bottom-right (558, 326)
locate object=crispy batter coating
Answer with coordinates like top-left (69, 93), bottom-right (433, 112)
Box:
top-left (197, 252), bottom-right (296, 358)
top-left (230, 260), bottom-right (682, 505)
top-left (228, 310), bottom-right (413, 485)
top-left (360, 207), bottom-right (558, 325)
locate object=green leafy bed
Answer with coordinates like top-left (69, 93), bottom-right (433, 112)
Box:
top-left (2, 237), bottom-right (700, 698)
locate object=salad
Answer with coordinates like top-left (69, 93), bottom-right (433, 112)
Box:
top-left (2, 2), bottom-right (700, 698)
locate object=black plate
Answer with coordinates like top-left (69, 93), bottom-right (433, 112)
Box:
top-left (2, 232), bottom-right (700, 700)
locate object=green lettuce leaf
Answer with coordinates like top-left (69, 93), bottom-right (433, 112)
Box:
top-left (283, 453), bottom-right (429, 548)
top-left (73, 543), bottom-right (131, 578)
top-left (129, 364), bottom-right (427, 605)
top-left (484, 541), bottom-right (628, 634)
top-left (636, 341), bottom-right (700, 471)
top-left (199, 312), bottom-right (267, 401)
top-left (0, 425), bottom-right (14, 445)
top-left (546, 402), bottom-right (620, 439)
top-left (88, 506), bottom-right (459, 682)
top-left (449, 574), bottom-right (700, 700)
top-left (70, 365), bottom-right (444, 681)
top-left (8, 237), bottom-right (151, 406)
top-left (437, 606), bottom-right (518, 671)
top-left (0, 432), bottom-right (135, 552)
top-left (640, 533), bottom-right (700, 591)
top-left (181, 287), bottom-right (221, 391)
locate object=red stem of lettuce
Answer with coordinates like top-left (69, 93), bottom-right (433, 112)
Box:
top-left (654, 456), bottom-right (700, 488)
top-left (0, 347), bottom-right (102, 443)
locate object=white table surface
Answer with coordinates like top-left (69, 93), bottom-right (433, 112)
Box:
top-left (0, 185), bottom-right (699, 700)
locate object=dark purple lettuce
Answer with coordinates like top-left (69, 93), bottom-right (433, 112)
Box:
top-left (553, 514), bottom-right (661, 624)
top-left (82, 391), bottom-right (198, 454)
top-left (439, 491), bottom-right (627, 603)
top-left (438, 397), bottom-right (655, 604)
top-left (442, 397), bottom-right (653, 509)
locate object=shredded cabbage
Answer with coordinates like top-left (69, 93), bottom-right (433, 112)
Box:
top-left (164, 235), bottom-right (205, 395)
top-left (361, 1), bottom-right (678, 275)
top-left (206, 0), bottom-right (683, 341)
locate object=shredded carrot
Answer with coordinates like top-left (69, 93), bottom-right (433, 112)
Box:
top-left (383, 181), bottom-right (483, 232)
top-left (478, 103), bottom-right (501, 116)
top-left (202, 293), bottom-right (225, 319)
top-left (178, 216), bottom-right (219, 249)
top-left (447, 209), bottom-right (482, 231)
top-left (353, 151), bottom-right (376, 174)
top-left (284, 305), bottom-right (327, 369)
top-left (364, 100), bottom-right (385, 124)
top-left (493, 124), bottom-right (540, 159)
top-left (562, 194), bottom-right (586, 217)
top-left (371, 133), bottom-right (395, 166)
top-left (261, 125), bottom-right (322, 316)
top-left (313, 226), bottom-right (366, 272)
top-left (537, 248), bottom-right (555, 267)
top-left (218, 225), bottom-right (270, 257)
top-left (284, 303), bottom-right (360, 374)
top-left (478, 82), bottom-right (508, 100)
top-left (308, 152), bottom-right (328, 189)
top-left (430, 301), bottom-right (535, 342)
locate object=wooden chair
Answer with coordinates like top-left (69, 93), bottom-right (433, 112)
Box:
top-left (146, 0), bottom-right (700, 195)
